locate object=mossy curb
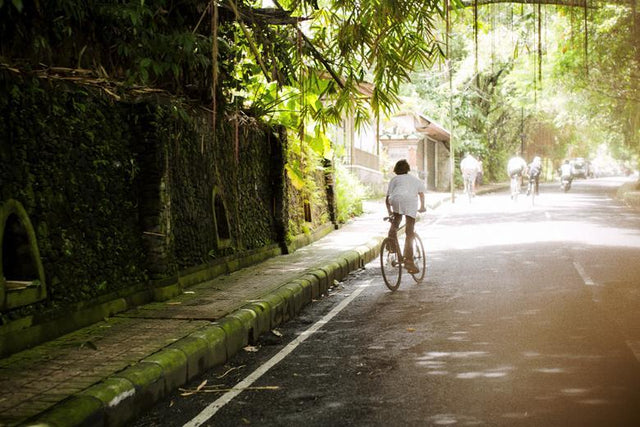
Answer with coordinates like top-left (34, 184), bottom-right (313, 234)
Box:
top-left (258, 292), bottom-right (286, 327)
top-left (80, 377), bottom-right (137, 427)
top-left (307, 268), bottom-right (329, 297)
top-left (188, 325), bottom-right (227, 368)
top-left (167, 336), bottom-right (210, 381)
top-left (240, 301), bottom-right (272, 338)
top-left (143, 349), bottom-right (188, 393)
top-left (111, 362), bottom-right (165, 411)
top-left (213, 316), bottom-right (248, 358)
top-left (30, 395), bottom-right (104, 427)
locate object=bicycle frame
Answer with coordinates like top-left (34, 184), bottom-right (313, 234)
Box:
top-left (380, 216), bottom-right (426, 291)
top-left (510, 174), bottom-right (522, 200)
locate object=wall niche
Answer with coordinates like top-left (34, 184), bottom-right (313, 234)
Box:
top-left (212, 187), bottom-right (232, 249)
top-left (0, 199), bottom-right (47, 312)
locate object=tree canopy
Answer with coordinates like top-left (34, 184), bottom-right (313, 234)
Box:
top-left (1, 0), bottom-right (638, 174)
top-left (404, 0), bottom-right (639, 179)
top-left (0, 1), bottom-right (445, 132)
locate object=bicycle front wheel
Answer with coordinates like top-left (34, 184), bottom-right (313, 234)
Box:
top-left (380, 238), bottom-right (402, 291)
top-left (410, 234), bottom-right (426, 283)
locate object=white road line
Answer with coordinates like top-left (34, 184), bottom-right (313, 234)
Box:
top-left (183, 281), bottom-right (371, 427)
top-left (573, 261), bottom-right (595, 286)
top-left (573, 266), bottom-right (640, 365)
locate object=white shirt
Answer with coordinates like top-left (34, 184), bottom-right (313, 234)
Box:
top-left (387, 173), bottom-right (426, 218)
top-left (460, 155), bottom-right (479, 176)
top-left (560, 163), bottom-right (572, 177)
top-left (507, 156), bottom-right (527, 175)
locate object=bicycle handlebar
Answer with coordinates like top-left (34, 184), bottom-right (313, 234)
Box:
top-left (383, 212), bottom-right (425, 222)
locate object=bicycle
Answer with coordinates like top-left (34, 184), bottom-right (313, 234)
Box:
top-left (510, 174), bottom-right (522, 201)
top-left (526, 175), bottom-right (538, 206)
top-left (463, 173), bottom-right (475, 202)
top-left (380, 216), bottom-right (426, 291)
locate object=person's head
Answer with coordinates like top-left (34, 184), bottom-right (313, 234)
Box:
top-left (393, 159), bottom-right (410, 175)
top-left (564, 159), bottom-right (570, 164)
top-left (533, 156), bottom-right (541, 164)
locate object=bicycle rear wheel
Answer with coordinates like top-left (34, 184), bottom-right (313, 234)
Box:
top-left (380, 238), bottom-right (402, 291)
top-left (410, 234), bottom-right (426, 283)
top-left (510, 176), bottom-right (519, 201)
top-left (528, 180), bottom-right (536, 206)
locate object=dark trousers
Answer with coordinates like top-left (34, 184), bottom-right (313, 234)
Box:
top-left (529, 176), bottom-right (540, 194)
top-left (388, 213), bottom-right (416, 264)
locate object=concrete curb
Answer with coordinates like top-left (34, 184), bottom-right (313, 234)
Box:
top-left (26, 237), bottom-right (385, 427)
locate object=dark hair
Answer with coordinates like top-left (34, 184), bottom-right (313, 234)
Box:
top-left (393, 159), bottom-right (410, 175)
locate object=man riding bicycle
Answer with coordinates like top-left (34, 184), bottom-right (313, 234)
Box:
top-left (527, 156), bottom-right (542, 196)
top-left (385, 159), bottom-right (426, 274)
top-left (460, 153), bottom-right (480, 197)
top-left (507, 155), bottom-right (527, 199)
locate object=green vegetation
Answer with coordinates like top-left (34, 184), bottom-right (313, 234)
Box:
top-left (404, 2), bottom-right (639, 178)
top-left (333, 163), bottom-right (370, 224)
top-left (2, 0), bottom-right (637, 181)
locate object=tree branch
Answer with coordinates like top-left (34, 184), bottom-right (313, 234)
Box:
top-left (457, 0), bottom-right (594, 7)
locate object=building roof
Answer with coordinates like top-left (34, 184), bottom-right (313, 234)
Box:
top-left (415, 113), bottom-right (450, 146)
top-left (380, 112), bottom-right (450, 148)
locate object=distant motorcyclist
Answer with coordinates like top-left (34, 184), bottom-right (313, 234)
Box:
top-left (559, 160), bottom-right (573, 191)
top-left (527, 156), bottom-right (542, 196)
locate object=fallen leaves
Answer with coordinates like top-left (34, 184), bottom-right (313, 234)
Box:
top-left (217, 365), bottom-right (246, 379)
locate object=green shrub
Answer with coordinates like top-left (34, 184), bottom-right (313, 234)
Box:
top-left (334, 163), bottom-right (370, 223)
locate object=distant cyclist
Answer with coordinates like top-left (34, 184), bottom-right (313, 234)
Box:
top-left (460, 153), bottom-right (480, 197)
top-left (385, 159), bottom-right (426, 274)
top-left (560, 160), bottom-right (573, 182)
top-left (559, 159), bottom-right (573, 190)
top-left (507, 155), bottom-right (527, 199)
top-left (527, 156), bottom-right (542, 196)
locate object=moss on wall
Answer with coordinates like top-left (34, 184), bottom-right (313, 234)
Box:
top-left (151, 108), bottom-right (286, 269)
top-left (0, 70), bottom-right (332, 324)
top-left (0, 71), bottom-right (147, 316)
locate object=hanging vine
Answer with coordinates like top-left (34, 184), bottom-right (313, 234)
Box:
top-left (538, 1), bottom-right (542, 86)
top-left (583, 0), bottom-right (589, 77)
top-left (474, 0), bottom-right (479, 87)
top-left (212, 1), bottom-right (219, 136)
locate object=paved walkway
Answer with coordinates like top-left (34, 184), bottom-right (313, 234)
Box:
top-left (0, 186), bottom-right (505, 427)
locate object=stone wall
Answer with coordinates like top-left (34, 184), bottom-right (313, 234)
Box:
top-left (0, 71), bottom-right (332, 331)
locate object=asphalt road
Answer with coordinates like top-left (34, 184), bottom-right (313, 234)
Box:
top-left (132, 177), bottom-right (640, 427)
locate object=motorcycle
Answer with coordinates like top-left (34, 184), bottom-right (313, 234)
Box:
top-left (560, 175), bottom-right (572, 192)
